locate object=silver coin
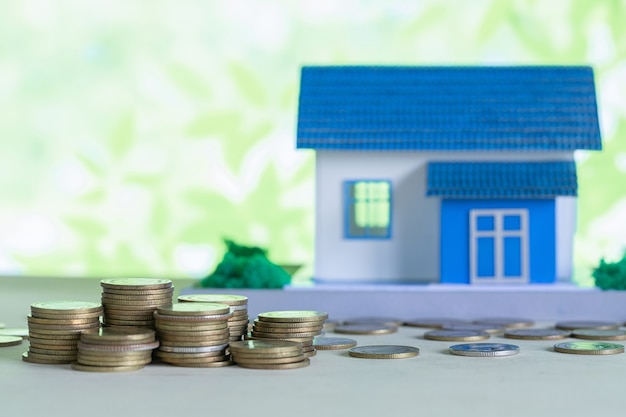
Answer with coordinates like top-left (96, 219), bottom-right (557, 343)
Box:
top-left (449, 343), bottom-right (520, 357)
top-left (312, 337), bottom-right (357, 350)
top-left (504, 328), bottom-right (570, 340)
top-left (423, 330), bottom-right (490, 342)
top-left (571, 329), bottom-right (626, 341)
top-left (348, 345), bottom-right (419, 359)
top-left (441, 323), bottom-right (504, 334)
top-left (473, 317), bottom-right (534, 328)
top-left (555, 320), bottom-right (620, 330)
top-left (404, 318), bottom-right (470, 328)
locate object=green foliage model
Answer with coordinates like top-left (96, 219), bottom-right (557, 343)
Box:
top-left (593, 253), bottom-right (626, 290)
top-left (198, 240), bottom-right (291, 289)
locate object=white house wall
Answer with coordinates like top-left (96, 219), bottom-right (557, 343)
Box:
top-left (314, 150), bottom-right (575, 284)
top-left (555, 196), bottom-right (577, 282)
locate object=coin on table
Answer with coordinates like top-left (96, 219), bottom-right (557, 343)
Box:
top-left (0, 328), bottom-right (29, 339)
top-left (473, 318), bottom-right (535, 328)
top-left (404, 318), bottom-right (470, 328)
top-left (348, 345), bottom-right (419, 359)
top-left (504, 328), bottom-right (571, 340)
top-left (178, 294), bottom-right (248, 306)
top-left (423, 330), bottom-right (490, 342)
top-left (553, 342), bottom-right (624, 355)
top-left (341, 317), bottom-right (405, 327)
top-left (0, 335), bottom-right (23, 347)
top-left (441, 323), bottom-right (504, 334)
top-left (257, 311), bottom-right (328, 323)
top-left (71, 362), bottom-right (145, 372)
top-left (236, 358), bottom-right (310, 370)
top-left (449, 343), bottom-right (520, 357)
top-left (313, 337), bottom-right (357, 350)
top-left (571, 329), bottom-right (626, 341)
top-left (555, 321), bottom-right (620, 330)
top-left (334, 324), bottom-right (397, 335)
top-left (22, 351), bottom-right (70, 365)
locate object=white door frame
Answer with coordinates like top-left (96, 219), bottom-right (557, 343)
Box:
top-left (470, 209), bottom-right (529, 284)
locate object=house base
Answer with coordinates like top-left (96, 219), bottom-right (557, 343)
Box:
top-left (180, 283), bottom-right (626, 322)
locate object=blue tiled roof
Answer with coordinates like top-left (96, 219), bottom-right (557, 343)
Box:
top-left (426, 161), bottom-right (578, 198)
top-left (297, 66), bottom-right (602, 151)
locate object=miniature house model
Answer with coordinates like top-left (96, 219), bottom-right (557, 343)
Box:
top-left (296, 66), bottom-right (602, 285)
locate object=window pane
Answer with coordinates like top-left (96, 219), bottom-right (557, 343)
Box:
top-left (503, 215), bottom-right (521, 231)
top-left (476, 216), bottom-right (494, 231)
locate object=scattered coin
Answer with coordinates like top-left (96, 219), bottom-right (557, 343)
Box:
top-left (473, 318), bottom-right (534, 328)
top-left (348, 345), bottom-right (419, 359)
top-left (449, 343), bottom-right (520, 357)
top-left (342, 317), bottom-right (405, 327)
top-left (0, 328), bottom-right (29, 339)
top-left (555, 321), bottom-right (620, 330)
top-left (423, 330), bottom-right (490, 342)
top-left (404, 318), bottom-right (470, 328)
top-left (313, 337), bottom-right (357, 350)
top-left (553, 342), bottom-right (625, 355)
top-left (0, 335), bottom-right (23, 347)
top-left (441, 323), bottom-right (504, 334)
top-left (334, 324), bottom-right (397, 335)
top-left (504, 328), bottom-right (571, 340)
top-left (571, 329), bottom-right (626, 341)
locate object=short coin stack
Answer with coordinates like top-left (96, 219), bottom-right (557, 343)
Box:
top-left (100, 278), bottom-right (174, 329)
top-left (72, 328), bottom-right (159, 372)
top-left (23, 301), bottom-right (102, 365)
top-left (230, 339), bottom-right (310, 369)
top-left (178, 294), bottom-right (249, 341)
top-left (154, 302), bottom-right (233, 367)
top-left (250, 310), bottom-right (328, 358)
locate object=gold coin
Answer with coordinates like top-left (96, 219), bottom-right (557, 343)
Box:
top-left (504, 328), bottom-right (571, 340)
top-left (26, 349), bottom-right (77, 361)
top-left (313, 337), bottom-right (357, 350)
top-left (31, 301), bottom-right (103, 316)
top-left (100, 278), bottom-right (173, 290)
top-left (158, 332), bottom-right (230, 343)
top-left (159, 354), bottom-right (230, 364)
top-left (0, 335), bottom-right (23, 347)
top-left (233, 353), bottom-right (305, 365)
top-left (154, 322), bottom-right (229, 332)
top-left (251, 330), bottom-right (320, 338)
top-left (158, 328), bottom-right (230, 338)
top-left (103, 318), bottom-right (155, 327)
top-left (0, 328), bottom-right (29, 339)
top-left (178, 294), bottom-right (248, 306)
top-left (236, 358), bottom-right (310, 370)
top-left (348, 345), bottom-right (420, 359)
top-left (26, 321), bottom-right (100, 331)
top-left (252, 323), bottom-right (323, 333)
top-left (28, 331), bottom-right (82, 340)
top-left (28, 337), bottom-right (79, 347)
top-left (554, 342), bottom-right (625, 355)
top-left (77, 357), bottom-right (152, 367)
top-left (158, 343), bottom-right (229, 353)
top-left (80, 328), bottom-right (156, 344)
top-left (334, 324), bottom-right (397, 335)
top-left (27, 315), bottom-right (100, 326)
top-left (162, 360), bottom-right (234, 368)
top-left (77, 350), bottom-right (152, 360)
top-left (155, 350), bottom-right (227, 359)
top-left (102, 299), bottom-right (171, 308)
top-left (22, 351), bottom-right (71, 365)
top-left (154, 311), bottom-right (233, 322)
top-left (229, 340), bottom-right (302, 355)
top-left (257, 311), bottom-right (328, 323)
top-left (571, 329), bottom-right (626, 341)
top-left (249, 335), bottom-right (314, 344)
top-left (423, 330), bottom-right (490, 342)
top-left (103, 312), bottom-right (155, 321)
top-left (30, 311), bottom-right (103, 320)
top-left (157, 302), bottom-right (231, 316)
top-left (103, 287), bottom-right (175, 296)
top-left (77, 340), bottom-right (159, 352)
top-left (159, 338), bottom-right (229, 348)
top-left (71, 362), bottom-right (145, 372)
top-left (29, 342), bottom-right (78, 351)
top-left (28, 346), bottom-right (78, 355)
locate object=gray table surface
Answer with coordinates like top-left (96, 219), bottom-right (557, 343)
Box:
top-left (1, 277), bottom-right (624, 417)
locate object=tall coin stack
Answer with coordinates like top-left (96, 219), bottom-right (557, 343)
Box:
top-left (178, 294), bottom-right (249, 341)
top-left (154, 302), bottom-right (234, 367)
top-left (230, 339), bottom-right (310, 370)
top-left (250, 310), bottom-right (328, 358)
top-left (23, 301), bottom-right (102, 365)
top-left (72, 327), bottom-right (159, 372)
top-left (100, 278), bottom-right (174, 329)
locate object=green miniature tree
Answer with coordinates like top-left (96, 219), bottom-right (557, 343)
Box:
top-left (198, 239), bottom-right (291, 289)
top-left (593, 252), bottom-right (626, 290)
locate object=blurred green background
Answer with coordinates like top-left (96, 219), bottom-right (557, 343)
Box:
top-left (1, 0), bottom-right (625, 286)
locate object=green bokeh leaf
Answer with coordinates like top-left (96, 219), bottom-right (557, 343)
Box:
top-left (107, 112), bottom-right (135, 160)
top-left (228, 61), bottom-right (266, 107)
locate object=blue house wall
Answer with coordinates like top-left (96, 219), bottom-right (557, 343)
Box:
top-left (440, 199), bottom-right (556, 284)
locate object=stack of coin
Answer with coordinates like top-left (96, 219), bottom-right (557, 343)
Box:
top-left (72, 327), bottom-right (158, 372)
top-left (23, 301), bottom-right (102, 365)
top-left (154, 302), bottom-right (233, 367)
top-left (178, 294), bottom-right (249, 341)
top-left (100, 278), bottom-right (173, 329)
top-left (230, 339), bottom-right (310, 370)
top-left (249, 310), bottom-right (328, 358)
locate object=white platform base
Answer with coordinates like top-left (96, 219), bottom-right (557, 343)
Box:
top-left (181, 283), bottom-right (626, 322)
